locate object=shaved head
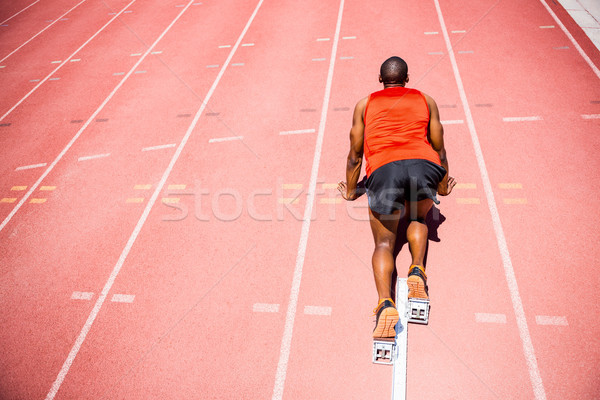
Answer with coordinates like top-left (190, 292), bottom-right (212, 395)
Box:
top-left (380, 56), bottom-right (408, 85)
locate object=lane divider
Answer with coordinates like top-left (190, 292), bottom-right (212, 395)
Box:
top-left (475, 313), bottom-right (507, 324)
top-left (44, 1), bottom-right (266, 397)
top-left (77, 153), bottom-right (110, 162)
top-left (253, 303), bottom-right (280, 313)
top-left (539, 0), bottom-right (600, 79)
top-left (303, 306), bottom-right (332, 316)
top-left (111, 294), bottom-right (135, 303)
top-left (15, 163), bottom-right (47, 171)
top-left (272, 0), bottom-right (345, 398)
top-left (0, 0), bottom-right (90, 63)
top-left (0, 0), bottom-right (40, 26)
top-left (535, 316), bottom-right (568, 326)
top-left (434, 1), bottom-right (547, 398)
top-left (279, 128), bottom-right (315, 135)
top-left (71, 292), bottom-right (94, 301)
top-left (0, 0), bottom-right (138, 123)
top-left (502, 116), bottom-right (543, 122)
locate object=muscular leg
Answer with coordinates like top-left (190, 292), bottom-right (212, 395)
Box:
top-left (405, 199), bottom-right (433, 266)
top-left (369, 208), bottom-right (402, 301)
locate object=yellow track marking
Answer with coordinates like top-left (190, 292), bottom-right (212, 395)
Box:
top-left (456, 197), bottom-right (480, 204)
top-left (503, 198), bottom-right (527, 204)
top-left (278, 198), bottom-right (299, 204)
top-left (499, 183), bottom-right (523, 189)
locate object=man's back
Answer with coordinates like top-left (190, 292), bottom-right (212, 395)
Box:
top-left (363, 87), bottom-right (440, 176)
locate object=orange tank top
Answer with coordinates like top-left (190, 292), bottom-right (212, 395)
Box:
top-left (363, 87), bottom-right (441, 176)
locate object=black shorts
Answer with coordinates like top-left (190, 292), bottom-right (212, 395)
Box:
top-left (366, 159), bottom-right (447, 215)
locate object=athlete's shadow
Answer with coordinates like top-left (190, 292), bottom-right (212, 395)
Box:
top-left (391, 205), bottom-right (446, 298)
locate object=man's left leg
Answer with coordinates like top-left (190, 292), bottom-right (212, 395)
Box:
top-left (369, 207), bottom-right (402, 338)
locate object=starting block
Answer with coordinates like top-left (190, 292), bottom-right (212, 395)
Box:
top-left (373, 338), bottom-right (395, 365)
top-left (407, 298), bottom-right (430, 324)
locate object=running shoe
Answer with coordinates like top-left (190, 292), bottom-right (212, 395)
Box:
top-left (407, 264), bottom-right (429, 300)
top-left (372, 298), bottom-right (399, 338)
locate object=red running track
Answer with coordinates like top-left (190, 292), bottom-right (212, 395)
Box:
top-left (0, 0), bottom-right (599, 399)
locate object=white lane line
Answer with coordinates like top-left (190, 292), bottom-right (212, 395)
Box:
top-left (0, 0), bottom-right (40, 26)
top-left (151, 50), bottom-right (162, 54)
top-left (70, 58), bottom-right (80, 62)
top-left (312, 58), bottom-right (326, 61)
top-left (582, 114), bottom-right (600, 119)
top-left (428, 51), bottom-right (444, 55)
top-left (502, 116), bottom-right (543, 122)
top-left (113, 72), bottom-right (125, 76)
top-left (218, 44), bottom-right (231, 48)
top-left (77, 153), bottom-right (110, 162)
top-left (15, 163), bottom-right (47, 171)
top-left (0, 3), bottom-right (140, 233)
top-left (539, 25), bottom-right (555, 29)
top-left (539, 0), bottom-right (600, 80)
top-left (441, 119), bottom-right (464, 124)
top-left (51, 60), bottom-right (62, 64)
top-left (392, 278), bottom-right (408, 400)
top-left (206, 64), bottom-right (219, 68)
top-left (45, 2), bottom-right (265, 397)
top-left (451, 30), bottom-right (466, 33)
top-left (434, 1), bottom-right (547, 399)
top-left (241, 43), bottom-right (254, 46)
top-left (208, 136), bottom-right (243, 143)
top-left (316, 37), bottom-right (330, 41)
top-left (111, 294), bottom-right (135, 303)
top-left (272, 1), bottom-right (344, 399)
top-left (134, 70), bottom-right (147, 74)
top-left (130, 53), bottom-right (142, 56)
top-left (535, 315), bottom-right (568, 326)
top-left (253, 303), bottom-right (280, 313)
top-left (279, 129), bottom-right (315, 135)
top-left (303, 306), bottom-right (331, 316)
top-left (71, 292), bottom-right (94, 300)
top-left (424, 31), bottom-right (439, 35)
top-left (340, 56), bottom-right (354, 60)
top-left (554, 46), bottom-right (569, 50)
top-left (0, 0), bottom-right (89, 63)
top-left (475, 313), bottom-right (508, 324)
top-left (458, 50), bottom-right (474, 54)
top-left (342, 36), bottom-right (355, 39)
top-left (0, 0), bottom-right (137, 124)
top-left (142, 143), bottom-right (176, 151)
top-left (231, 62), bottom-right (244, 66)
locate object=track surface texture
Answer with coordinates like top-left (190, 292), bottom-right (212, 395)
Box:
top-left (1, 0), bottom-right (599, 399)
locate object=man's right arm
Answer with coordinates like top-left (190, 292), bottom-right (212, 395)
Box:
top-left (424, 93), bottom-right (455, 196)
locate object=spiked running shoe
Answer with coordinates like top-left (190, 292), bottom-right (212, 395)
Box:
top-left (407, 265), bottom-right (429, 300)
top-left (372, 298), bottom-right (399, 338)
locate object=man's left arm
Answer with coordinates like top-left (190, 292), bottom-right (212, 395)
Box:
top-left (338, 97), bottom-right (367, 201)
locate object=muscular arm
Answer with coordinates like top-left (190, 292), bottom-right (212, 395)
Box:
top-left (424, 93), bottom-right (455, 196)
top-left (339, 97), bottom-right (367, 200)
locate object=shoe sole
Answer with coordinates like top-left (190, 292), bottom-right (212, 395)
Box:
top-left (373, 307), bottom-right (399, 338)
top-left (407, 275), bottom-right (428, 300)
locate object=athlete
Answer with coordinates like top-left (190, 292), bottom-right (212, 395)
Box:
top-left (338, 56), bottom-right (456, 338)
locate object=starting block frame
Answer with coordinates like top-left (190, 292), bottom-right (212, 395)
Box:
top-left (407, 298), bottom-right (430, 324)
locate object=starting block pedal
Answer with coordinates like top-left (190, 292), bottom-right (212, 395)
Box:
top-left (373, 338), bottom-right (395, 365)
top-left (407, 298), bottom-right (429, 324)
